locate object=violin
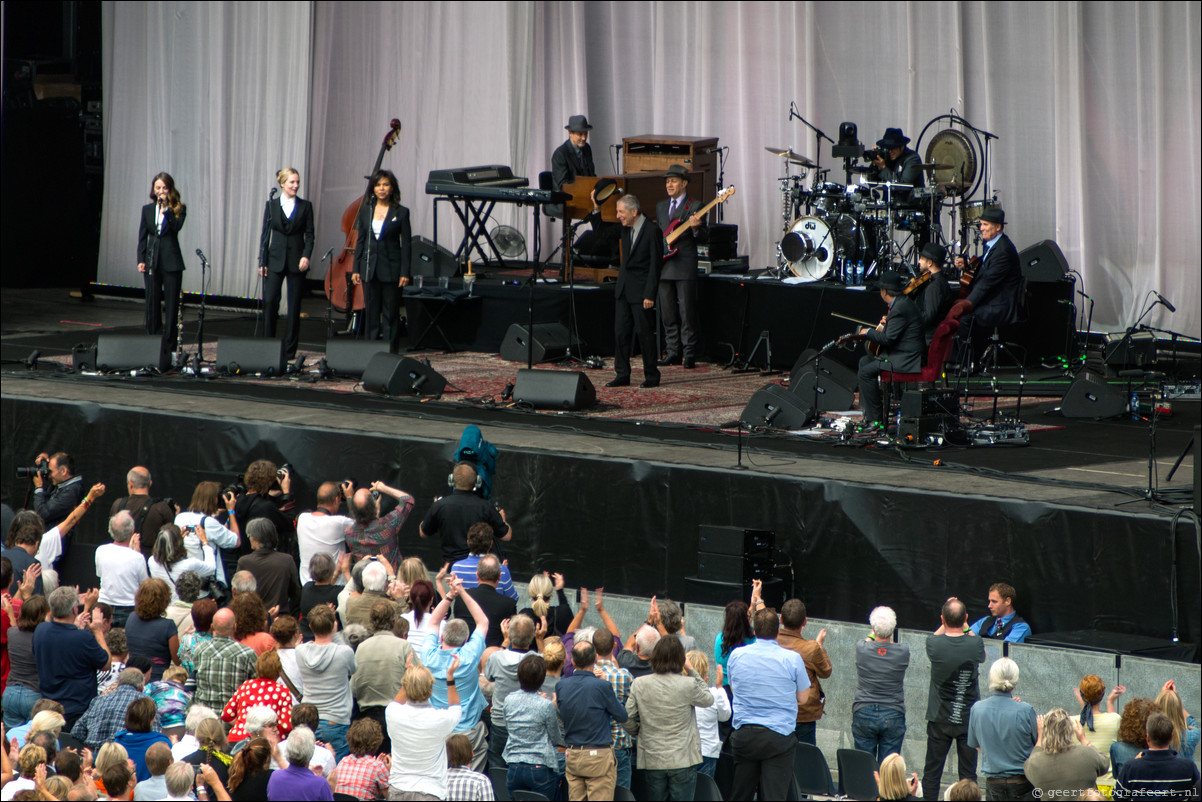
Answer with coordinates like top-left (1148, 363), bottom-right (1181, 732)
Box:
top-left (902, 270), bottom-right (934, 295)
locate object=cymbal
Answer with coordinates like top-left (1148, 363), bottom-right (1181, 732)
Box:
top-left (764, 146), bottom-right (816, 168)
top-left (917, 162), bottom-right (954, 171)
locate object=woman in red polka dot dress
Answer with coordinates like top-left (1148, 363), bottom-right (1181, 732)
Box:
top-left (221, 649), bottom-right (294, 743)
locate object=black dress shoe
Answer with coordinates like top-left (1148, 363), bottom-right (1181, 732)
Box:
top-left (639, 379), bottom-right (660, 389)
top-left (605, 377), bottom-right (630, 388)
top-left (682, 357), bottom-right (696, 369)
top-left (657, 354), bottom-right (682, 366)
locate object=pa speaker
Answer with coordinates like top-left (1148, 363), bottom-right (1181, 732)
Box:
top-left (96, 334), bottom-right (165, 372)
top-left (500, 323), bottom-right (575, 363)
top-left (1060, 371), bottom-right (1127, 419)
top-left (1019, 240), bottom-right (1069, 283)
top-left (73, 343), bottom-right (97, 372)
top-left (215, 337), bottom-right (285, 376)
top-left (363, 354), bottom-right (447, 397)
top-left (790, 349), bottom-right (857, 392)
top-left (412, 236), bottom-right (458, 278)
top-left (325, 340), bottom-right (390, 378)
top-left (739, 383), bottom-right (813, 429)
top-left (512, 368), bottom-right (596, 410)
top-left (792, 369), bottom-right (856, 412)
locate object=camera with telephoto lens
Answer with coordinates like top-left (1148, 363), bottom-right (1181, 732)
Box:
top-left (864, 146), bottom-right (885, 162)
top-left (15, 457), bottom-right (49, 480)
top-left (223, 475), bottom-right (247, 499)
top-left (277, 463), bottom-right (293, 480)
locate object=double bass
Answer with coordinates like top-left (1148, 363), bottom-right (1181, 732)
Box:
top-left (325, 119), bottom-right (402, 326)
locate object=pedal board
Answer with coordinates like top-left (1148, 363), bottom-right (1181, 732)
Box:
top-left (968, 421), bottom-right (1030, 447)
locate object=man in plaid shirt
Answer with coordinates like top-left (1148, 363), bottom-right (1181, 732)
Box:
top-left (593, 627), bottom-right (634, 790)
top-left (71, 667), bottom-right (163, 747)
top-left (191, 608), bottom-right (256, 711)
top-left (445, 733), bottom-right (494, 801)
top-left (345, 481), bottom-right (415, 568)
top-left (333, 719), bottom-right (390, 801)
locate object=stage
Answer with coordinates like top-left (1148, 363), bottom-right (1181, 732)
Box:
top-left (2, 285), bottom-right (1199, 657)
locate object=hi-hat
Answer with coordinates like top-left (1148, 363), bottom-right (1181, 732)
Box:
top-left (917, 162), bottom-right (954, 171)
top-left (764, 146), bottom-right (816, 168)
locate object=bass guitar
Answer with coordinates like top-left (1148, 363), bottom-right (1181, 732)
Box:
top-left (663, 186), bottom-right (735, 259)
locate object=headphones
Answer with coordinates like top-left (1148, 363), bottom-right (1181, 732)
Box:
top-left (447, 462), bottom-right (483, 492)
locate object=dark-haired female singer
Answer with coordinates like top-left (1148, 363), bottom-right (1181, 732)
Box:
top-left (351, 169), bottom-right (411, 352)
top-left (258, 167), bottom-right (315, 359)
top-left (137, 172), bottom-right (187, 350)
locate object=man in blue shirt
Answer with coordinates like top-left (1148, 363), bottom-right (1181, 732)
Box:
top-left (555, 641), bottom-right (628, 801)
top-left (727, 607), bottom-right (810, 801)
top-left (966, 657), bottom-right (1036, 798)
top-left (969, 583), bottom-right (1031, 644)
top-left (420, 574), bottom-right (490, 771)
top-left (32, 586), bottom-right (111, 728)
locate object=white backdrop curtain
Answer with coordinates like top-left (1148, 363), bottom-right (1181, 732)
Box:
top-left (98, 1), bottom-right (1200, 338)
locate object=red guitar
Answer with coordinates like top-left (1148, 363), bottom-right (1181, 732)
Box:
top-left (663, 186), bottom-right (736, 259)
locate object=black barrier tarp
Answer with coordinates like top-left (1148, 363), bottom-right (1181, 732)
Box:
top-left (3, 394), bottom-right (1197, 650)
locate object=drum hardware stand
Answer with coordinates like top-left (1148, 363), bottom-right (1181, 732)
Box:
top-left (788, 101), bottom-right (833, 193)
top-left (731, 330), bottom-right (777, 376)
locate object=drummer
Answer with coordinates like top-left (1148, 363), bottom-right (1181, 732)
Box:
top-left (867, 127), bottom-right (925, 189)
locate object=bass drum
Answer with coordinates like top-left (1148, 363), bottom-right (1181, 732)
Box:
top-left (780, 214), bottom-right (866, 281)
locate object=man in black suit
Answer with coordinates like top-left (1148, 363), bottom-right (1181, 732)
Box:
top-left (954, 207), bottom-right (1023, 331)
top-left (451, 554), bottom-right (515, 648)
top-left (548, 114), bottom-right (596, 221)
top-left (867, 127), bottom-right (925, 188)
top-left (607, 194), bottom-right (663, 389)
top-left (655, 165), bottom-right (707, 369)
top-left (856, 271), bottom-right (925, 428)
top-left (916, 242), bottom-right (956, 345)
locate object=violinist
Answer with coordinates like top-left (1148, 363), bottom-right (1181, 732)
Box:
top-left (137, 172), bottom-right (187, 351)
top-left (258, 168), bottom-right (315, 359)
top-left (855, 271), bottom-right (924, 430)
top-left (351, 169), bottom-right (411, 352)
top-left (914, 242), bottom-right (955, 344)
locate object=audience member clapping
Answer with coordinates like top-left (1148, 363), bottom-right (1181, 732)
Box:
top-left (402, 578), bottom-right (443, 653)
top-left (1153, 679), bottom-right (1200, 760)
top-left (332, 718), bottom-right (390, 801)
top-left (124, 578), bottom-right (178, 682)
top-left (386, 661), bottom-right (463, 800)
top-left (875, 752), bottom-right (921, 800)
top-left (266, 726), bottom-right (333, 801)
top-left (1109, 697), bottom-right (1155, 778)
top-left (95, 512), bottom-right (148, 627)
top-left (3, 594), bottom-right (49, 729)
top-left (520, 572), bottom-right (572, 637)
top-left (1023, 708), bottom-right (1107, 798)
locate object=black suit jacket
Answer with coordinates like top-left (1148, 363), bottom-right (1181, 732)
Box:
top-left (615, 217), bottom-right (663, 304)
top-left (452, 584), bottom-right (516, 649)
top-left (865, 294), bottom-right (925, 373)
top-left (551, 139), bottom-right (596, 190)
top-left (918, 274), bottom-right (957, 343)
top-left (966, 233), bottom-right (1023, 329)
top-left (354, 202), bottom-right (412, 283)
top-left (137, 203), bottom-right (187, 273)
top-left (655, 195), bottom-right (708, 281)
top-left (258, 197), bottom-right (315, 273)
top-left (868, 148), bottom-right (925, 188)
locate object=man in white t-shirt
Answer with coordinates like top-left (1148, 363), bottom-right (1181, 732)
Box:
top-left (296, 480), bottom-right (353, 585)
top-left (95, 510), bottom-right (149, 627)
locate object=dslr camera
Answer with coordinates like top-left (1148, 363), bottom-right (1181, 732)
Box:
top-left (15, 457), bottom-right (49, 481)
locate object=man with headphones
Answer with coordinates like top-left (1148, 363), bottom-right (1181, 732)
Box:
top-left (419, 462), bottom-right (511, 564)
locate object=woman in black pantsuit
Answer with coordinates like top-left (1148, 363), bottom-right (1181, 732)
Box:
top-left (351, 169), bottom-right (411, 352)
top-left (137, 172), bottom-right (187, 351)
top-left (258, 167), bottom-right (315, 359)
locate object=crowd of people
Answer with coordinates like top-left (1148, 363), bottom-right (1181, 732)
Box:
top-left (3, 453), bottom-right (1200, 801)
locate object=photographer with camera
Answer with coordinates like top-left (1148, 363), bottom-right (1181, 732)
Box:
top-left (27, 452), bottom-right (85, 530)
top-left (232, 460), bottom-right (298, 567)
top-left (346, 481), bottom-right (415, 571)
top-left (109, 466), bottom-right (178, 558)
top-left (296, 480), bottom-right (354, 585)
top-left (175, 481), bottom-right (241, 593)
top-left (866, 127), bottom-right (925, 189)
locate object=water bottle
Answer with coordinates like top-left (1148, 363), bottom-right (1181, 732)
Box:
top-left (1129, 392), bottom-right (1139, 421)
top-left (856, 260), bottom-right (865, 286)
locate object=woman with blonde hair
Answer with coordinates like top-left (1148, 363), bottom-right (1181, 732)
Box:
top-left (93, 741), bottom-right (130, 797)
top-left (258, 167), bottom-right (315, 359)
top-left (875, 752), bottom-right (920, 800)
top-left (686, 650), bottom-right (731, 778)
top-left (519, 571), bottom-right (573, 637)
top-left (1023, 708), bottom-right (1107, 797)
top-left (1154, 679), bottom-right (1200, 759)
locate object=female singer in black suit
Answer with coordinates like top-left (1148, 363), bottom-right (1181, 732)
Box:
top-left (137, 172), bottom-right (187, 350)
top-left (258, 167), bottom-right (315, 359)
top-left (351, 169), bottom-right (411, 352)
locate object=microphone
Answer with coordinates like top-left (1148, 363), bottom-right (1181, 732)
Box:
top-left (1154, 292), bottom-right (1176, 313)
top-left (195, 248), bottom-right (208, 264)
top-left (321, 247), bottom-right (334, 264)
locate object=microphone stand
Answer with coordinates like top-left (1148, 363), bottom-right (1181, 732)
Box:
top-left (788, 102), bottom-right (834, 191)
top-left (193, 249), bottom-right (212, 373)
top-left (255, 188), bottom-right (277, 337)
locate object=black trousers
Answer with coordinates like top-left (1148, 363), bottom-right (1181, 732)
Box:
top-left (922, 720), bottom-right (977, 800)
top-left (658, 278), bottom-right (698, 359)
top-left (263, 269), bottom-right (303, 357)
top-left (858, 353), bottom-right (888, 425)
top-left (614, 299), bottom-right (660, 382)
top-left (145, 268), bottom-right (182, 352)
top-left (364, 277), bottom-right (401, 353)
top-left (729, 724), bottom-right (796, 801)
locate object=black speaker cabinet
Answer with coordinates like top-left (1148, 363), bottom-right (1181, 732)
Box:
top-left (901, 387), bottom-right (959, 418)
top-left (500, 323), bottom-right (576, 364)
top-left (1018, 239), bottom-right (1070, 283)
top-left (96, 334), bottom-right (165, 372)
top-left (363, 354), bottom-right (447, 397)
top-left (739, 383), bottom-right (813, 429)
top-left (696, 552), bottom-right (777, 585)
top-left (73, 343), bottom-right (97, 372)
top-left (790, 349), bottom-right (858, 392)
top-left (792, 370), bottom-right (856, 412)
top-left (325, 340), bottom-right (390, 378)
top-left (512, 368), bottom-right (596, 410)
top-left (412, 236), bottom-right (459, 278)
top-left (1060, 371), bottom-right (1127, 419)
top-left (215, 337), bottom-right (285, 376)
top-left (697, 525), bottom-right (775, 556)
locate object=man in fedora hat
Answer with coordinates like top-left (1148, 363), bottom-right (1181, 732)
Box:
top-left (655, 164), bottom-right (707, 369)
top-left (916, 242), bottom-right (956, 344)
top-left (953, 206), bottom-right (1023, 342)
top-left (867, 127), bottom-right (924, 189)
top-left (856, 270), bottom-right (925, 429)
top-left (551, 114), bottom-right (596, 200)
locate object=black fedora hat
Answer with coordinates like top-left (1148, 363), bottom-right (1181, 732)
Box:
top-left (565, 115), bottom-right (593, 132)
top-left (873, 270), bottom-right (908, 294)
top-left (665, 164), bottom-right (689, 180)
top-left (980, 207), bottom-right (1005, 225)
top-left (876, 128), bottom-right (910, 149)
top-left (920, 242), bottom-right (947, 266)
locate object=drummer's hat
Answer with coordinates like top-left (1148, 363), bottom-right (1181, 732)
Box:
top-left (980, 207), bottom-right (1006, 225)
top-left (873, 271), bottom-right (908, 295)
top-left (920, 242), bottom-right (947, 266)
top-left (665, 164), bottom-right (689, 180)
top-left (565, 115), bottom-right (594, 132)
top-left (876, 128), bottom-right (910, 149)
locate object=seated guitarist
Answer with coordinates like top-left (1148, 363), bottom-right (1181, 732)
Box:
top-left (951, 207), bottom-right (1023, 367)
top-left (856, 271), bottom-right (925, 430)
top-left (655, 164), bottom-right (707, 369)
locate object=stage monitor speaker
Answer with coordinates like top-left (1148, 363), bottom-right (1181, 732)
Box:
top-left (73, 343), bottom-right (97, 372)
top-left (697, 525), bottom-right (775, 557)
top-left (96, 334), bottom-right (165, 373)
top-left (363, 354), bottom-right (447, 397)
top-left (215, 337), bottom-right (285, 376)
top-left (325, 340), bottom-right (390, 378)
top-left (790, 349), bottom-right (858, 392)
top-left (739, 383), bottom-right (814, 429)
top-left (901, 387), bottom-right (960, 418)
top-left (412, 236), bottom-right (458, 278)
top-left (512, 368), bottom-right (596, 410)
top-left (500, 323), bottom-right (576, 364)
top-left (1019, 239), bottom-right (1070, 283)
top-left (1059, 371), bottom-right (1127, 419)
top-left (792, 370), bottom-right (856, 412)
